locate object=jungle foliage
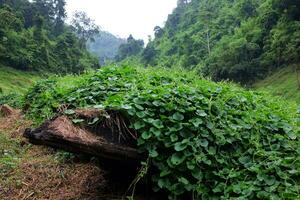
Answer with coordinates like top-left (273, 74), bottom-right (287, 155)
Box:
top-left (0, 0), bottom-right (99, 73)
top-left (115, 34), bottom-right (144, 62)
top-left (21, 66), bottom-right (300, 199)
top-left (138, 0), bottom-right (300, 85)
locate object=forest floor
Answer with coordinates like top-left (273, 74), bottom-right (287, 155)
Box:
top-left (0, 110), bottom-right (153, 200)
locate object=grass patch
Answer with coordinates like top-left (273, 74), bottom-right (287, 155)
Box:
top-left (254, 66), bottom-right (300, 103)
top-left (0, 133), bottom-right (25, 179)
top-left (0, 65), bottom-right (40, 94)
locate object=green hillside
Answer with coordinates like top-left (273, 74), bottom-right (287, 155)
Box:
top-left (116, 0), bottom-right (299, 85)
top-left (0, 65), bottom-right (40, 94)
top-left (254, 66), bottom-right (300, 103)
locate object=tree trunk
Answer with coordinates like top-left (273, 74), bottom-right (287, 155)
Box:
top-left (206, 29), bottom-right (211, 56)
top-left (24, 116), bottom-right (142, 164)
top-left (295, 64), bottom-right (300, 90)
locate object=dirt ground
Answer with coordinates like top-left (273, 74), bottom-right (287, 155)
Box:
top-left (0, 110), bottom-right (156, 200)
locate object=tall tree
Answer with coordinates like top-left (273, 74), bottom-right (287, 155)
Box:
top-left (54, 0), bottom-right (66, 35)
top-left (71, 11), bottom-right (100, 48)
top-left (115, 34), bottom-right (144, 61)
top-left (154, 26), bottom-right (164, 38)
top-left (177, 0), bottom-right (190, 6)
top-left (198, 0), bottom-right (218, 56)
top-left (33, 0), bottom-right (56, 24)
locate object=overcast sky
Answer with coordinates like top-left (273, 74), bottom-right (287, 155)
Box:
top-left (66, 0), bottom-right (177, 41)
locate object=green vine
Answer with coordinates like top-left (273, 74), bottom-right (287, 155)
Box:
top-left (23, 66), bottom-right (300, 199)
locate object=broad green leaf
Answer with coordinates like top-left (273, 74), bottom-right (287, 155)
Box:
top-left (170, 134), bottom-right (178, 142)
top-left (174, 142), bottom-right (188, 151)
top-left (158, 178), bottom-right (168, 189)
top-left (150, 127), bottom-right (161, 137)
top-left (134, 121), bottom-right (145, 130)
top-left (287, 132), bottom-right (297, 140)
top-left (207, 146), bottom-right (216, 155)
top-left (200, 139), bottom-right (209, 148)
top-left (172, 112), bottom-right (184, 121)
top-left (149, 149), bottom-right (159, 158)
top-left (170, 153), bottom-right (186, 165)
top-left (191, 169), bottom-right (202, 180)
top-left (64, 109), bottom-right (75, 115)
top-left (153, 119), bottom-right (164, 129)
top-left (196, 110), bottom-right (207, 117)
top-left (133, 98), bottom-right (144, 104)
top-left (187, 160), bottom-right (196, 170)
top-left (141, 131), bottom-right (152, 140)
top-left (153, 101), bottom-right (162, 106)
top-left (178, 177), bottom-right (189, 185)
top-left (88, 117), bottom-right (99, 125)
top-left (93, 105), bottom-right (105, 109)
top-left (238, 156), bottom-right (251, 165)
top-left (160, 169), bottom-right (171, 177)
top-left (72, 119), bottom-right (84, 124)
top-left (191, 118), bottom-right (203, 127)
top-left (257, 191), bottom-right (270, 198)
top-left (206, 122), bottom-right (214, 130)
top-left (136, 111), bottom-right (146, 118)
top-left (135, 104), bottom-right (144, 110)
top-left (264, 175), bottom-right (276, 186)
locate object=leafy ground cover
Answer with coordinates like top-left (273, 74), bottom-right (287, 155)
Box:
top-left (21, 65), bottom-right (300, 199)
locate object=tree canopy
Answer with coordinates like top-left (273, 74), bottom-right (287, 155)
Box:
top-left (115, 34), bottom-right (144, 61)
top-left (0, 0), bottom-right (99, 73)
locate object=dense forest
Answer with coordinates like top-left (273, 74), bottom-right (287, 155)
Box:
top-left (0, 0), bottom-right (99, 73)
top-left (115, 0), bottom-right (300, 85)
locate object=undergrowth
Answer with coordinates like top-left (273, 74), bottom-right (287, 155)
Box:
top-left (0, 133), bottom-right (24, 180)
top-left (0, 93), bottom-right (23, 108)
top-left (22, 65), bottom-right (300, 199)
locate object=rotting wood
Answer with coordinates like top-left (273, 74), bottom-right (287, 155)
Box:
top-left (24, 116), bottom-right (142, 163)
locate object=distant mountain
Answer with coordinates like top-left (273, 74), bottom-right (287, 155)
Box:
top-left (87, 31), bottom-right (126, 65)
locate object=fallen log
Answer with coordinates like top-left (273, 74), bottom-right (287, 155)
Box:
top-left (24, 116), bottom-right (142, 163)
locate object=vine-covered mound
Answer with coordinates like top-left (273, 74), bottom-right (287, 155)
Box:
top-left (24, 66), bottom-right (299, 199)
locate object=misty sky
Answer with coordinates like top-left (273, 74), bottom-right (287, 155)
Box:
top-left (66, 0), bottom-right (177, 41)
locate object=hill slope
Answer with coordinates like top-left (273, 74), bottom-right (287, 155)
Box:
top-left (0, 65), bottom-right (40, 94)
top-left (141, 0), bottom-right (299, 85)
top-left (254, 66), bottom-right (300, 103)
